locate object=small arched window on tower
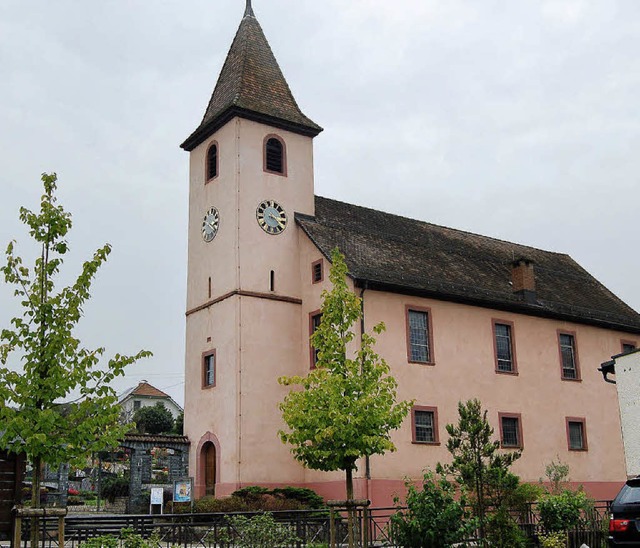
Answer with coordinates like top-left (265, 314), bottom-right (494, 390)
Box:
top-left (206, 141), bottom-right (218, 182)
top-left (264, 135), bottom-right (286, 175)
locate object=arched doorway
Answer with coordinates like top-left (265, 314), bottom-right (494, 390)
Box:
top-left (203, 442), bottom-right (216, 496)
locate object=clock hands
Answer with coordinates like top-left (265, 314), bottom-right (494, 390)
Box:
top-left (268, 212), bottom-right (285, 228)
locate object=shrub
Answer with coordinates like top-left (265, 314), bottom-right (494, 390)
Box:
top-left (484, 507), bottom-right (528, 548)
top-left (79, 535), bottom-right (118, 548)
top-left (218, 513), bottom-right (300, 548)
top-left (389, 471), bottom-right (477, 547)
top-left (538, 531), bottom-right (566, 548)
top-left (271, 486), bottom-right (325, 509)
top-left (101, 476), bottom-right (130, 503)
top-left (67, 496), bottom-right (83, 506)
top-left (538, 489), bottom-right (592, 532)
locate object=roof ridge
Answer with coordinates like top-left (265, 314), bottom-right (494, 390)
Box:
top-left (314, 195), bottom-right (568, 259)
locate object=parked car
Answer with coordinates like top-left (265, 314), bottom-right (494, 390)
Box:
top-left (609, 477), bottom-right (640, 546)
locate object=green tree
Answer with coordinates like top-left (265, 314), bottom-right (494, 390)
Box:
top-left (0, 174), bottom-right (150, 527)
top-left (390, 471), bottom-right (478, 547)
top-left (133, 402), bottom-right (175, 434)
top-left (279, 248), bottom-right (412, 547)
top-left (172, 410), bottom-right (184, 435)
top-left (444, 399), bottom-right (522, 545)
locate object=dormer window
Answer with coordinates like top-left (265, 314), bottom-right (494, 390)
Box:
top-left (264, 135), bottom-right (286, 175)
top-left (206, 142), bottom-right (218, 181)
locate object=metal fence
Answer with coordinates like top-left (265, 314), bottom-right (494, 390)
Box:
top-left (11, 501), bottom-right (612, 548)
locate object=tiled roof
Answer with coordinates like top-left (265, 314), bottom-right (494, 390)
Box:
top-left (181, 9), bottom-right (322, 151)
top-left (297, 196), bottom-right (640, 334)
top-left (131, 381), bottom-right (170, 399)
top-left (123, 433), bottom-right (189, 445)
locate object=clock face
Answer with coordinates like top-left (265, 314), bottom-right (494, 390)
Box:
top-left (201, 207), bottom-right (220, 242)
top-left (256, 200), bottom-right (287, 235)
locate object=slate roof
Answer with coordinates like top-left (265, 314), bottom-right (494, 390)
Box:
top-left (297, 196), bottom-right (640, 334)
top-left (181, 7), bottom-right (322, 151)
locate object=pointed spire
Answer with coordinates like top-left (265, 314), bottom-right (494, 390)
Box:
top-left (244, 0), bottom-right (254, 18)
top-left (181, 3), bottom-right (322, 151)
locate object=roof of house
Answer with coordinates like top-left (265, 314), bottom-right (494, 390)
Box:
top-left (297, 196), bottom-right (640, 334)
top-left (118, 381), bottom-right (182, 411)
top-left (181, 6), bottom-right (322, 151)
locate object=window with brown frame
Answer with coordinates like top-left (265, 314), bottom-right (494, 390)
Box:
top-left (493, 320), bottom-right (517, 374)
top-left (265, 136), bottom-right (285, 174)
top-left (206, 142), bottom-right (218, 181)
top-left (499, 413), bottom-right (523, 449)
top-left (309, 312), bottom-right (322, 368)
top-left (203, 351), bottom-right (216, 388)
top-left (566, 418), bottom-right (587, 451)
top-left (312, 259), bottom-right (323, 284)
top-left (406, 306), bottom-right (434, 364)
top-left (558, 331), bottom-right (580, 380)
top-left (412, 406), bottom-right (439, 444)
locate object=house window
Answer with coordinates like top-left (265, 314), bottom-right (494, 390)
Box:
top-left (406, 307), bottom-right (433, 364)
top-left (133, 400), bottom-right (141, 411)
top-left (203, 351), bottom-right (216, 388)
top-left (412, 406), bottom-right (439, 444)
top-left (312, 259), bottom-right (323, 284)
top-left (493, 320), bottom-right (516, 374)
top-left (206, 142), bottom-right (218, 181)
top-left (566, 418), bottom-right (587, 451)
top-left (558, 331), bottom-right (580, 380)
top-left (622, 341), bottom-right (637, 354)
top-left (309, 311), bottom-right (322, 368)
top-left (264, 136), bottom-right (286, 175)
top-left (499, 413), bottom-right (522, 449)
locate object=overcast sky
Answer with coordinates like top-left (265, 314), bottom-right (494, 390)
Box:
top-left (1, 0), bottom-right (638, 407)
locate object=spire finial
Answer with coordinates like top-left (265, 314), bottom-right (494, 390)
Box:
top-left (244, 0), bottom-right (254, 17)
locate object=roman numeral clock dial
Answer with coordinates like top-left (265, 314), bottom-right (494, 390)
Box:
top-left (256, 200), bottom-right (287, 235)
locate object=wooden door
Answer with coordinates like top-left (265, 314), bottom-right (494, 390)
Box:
top-left (204, 443), bottom-right (216, 496)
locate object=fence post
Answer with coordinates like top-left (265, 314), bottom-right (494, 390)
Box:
top-left (12, 510), bottom-right (21, 548)
top-left (329, 506), bottom-right (336, 548)
top-left (362, 504), bottom-right (370, 547)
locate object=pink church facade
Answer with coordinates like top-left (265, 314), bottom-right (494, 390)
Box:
top-left (181, 3), bottom-right (640, 507)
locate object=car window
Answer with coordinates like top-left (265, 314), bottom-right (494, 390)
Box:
top-left (618, 485), bottom-right (640, 504)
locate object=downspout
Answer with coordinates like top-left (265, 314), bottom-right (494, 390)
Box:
top-left (360, 282), bottom-right (371, 503)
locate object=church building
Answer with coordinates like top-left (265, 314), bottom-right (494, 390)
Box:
top-left (181, 2), bottom-right (640, 506)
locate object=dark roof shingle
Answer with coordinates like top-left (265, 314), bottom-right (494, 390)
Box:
top-left (297, 196), bottom-right (640, 334)
top-left (181, 11), bottom-right (321, 151)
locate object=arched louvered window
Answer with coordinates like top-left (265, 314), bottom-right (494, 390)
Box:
top-left (206, 142), bottom-right (218, 181)
top-left (264, 136), bottom-right (286, 175)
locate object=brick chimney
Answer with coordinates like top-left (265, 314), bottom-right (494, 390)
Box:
top-left (511, 258), bottom-right (536, 304)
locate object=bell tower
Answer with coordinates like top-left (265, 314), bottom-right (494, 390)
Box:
top-left (181, 2), bottom-right (322, 497)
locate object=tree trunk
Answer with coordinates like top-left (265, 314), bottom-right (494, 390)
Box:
top-left (30, 455), bottom-right (42, 547)
top-left (345, 465), bottom-right (355, 548)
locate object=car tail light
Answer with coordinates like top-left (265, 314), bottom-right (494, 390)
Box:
top-left (610, 517), bottom-right (631, 532)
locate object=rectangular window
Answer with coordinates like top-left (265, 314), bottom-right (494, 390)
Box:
top-left (566, 418), bottom-right (587, 451)
top-left (309, 311), bottom-right (322, 368)
top-left (493, 320), bottom-right (516, 374)
top-left (133, 400), bottom-right (141, 411)
top-left (312, 259), bottom-right (324, 284)
top-left (558, 331), bottom-right (580, 380)
top-left (412, 406), bottom-right (439, 444)
top-left (499, 413), bottom-right (522, 448)
top-left (406, 307), bottom-right (433, 364)
top-left (622, 340), bottom-right (637, 354)
top-left (203, 351), bottom-right (216, 388)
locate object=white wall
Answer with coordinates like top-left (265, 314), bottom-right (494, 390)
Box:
top-left (615, 350), bottom-right (640, 477)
